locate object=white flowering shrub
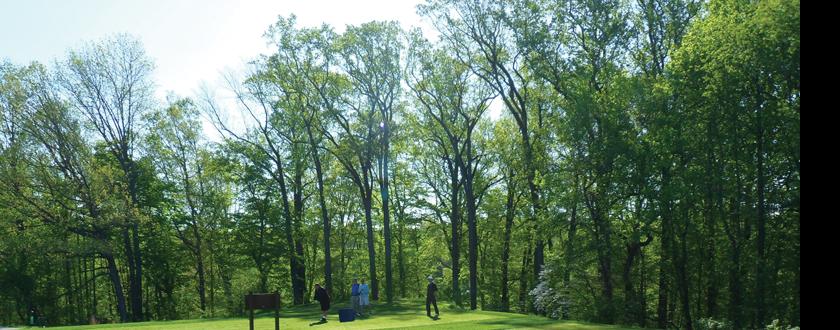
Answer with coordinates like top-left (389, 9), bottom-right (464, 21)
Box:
top-left (695, 317), bottom-right (800, 330)
top-left (528, 266), bottom-right (568, 319)
top-left (696, 317), bottom-right (731, 330)
top-left (766, 319), bottom-right (800, 330)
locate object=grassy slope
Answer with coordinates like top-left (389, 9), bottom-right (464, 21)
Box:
top-left (46, 301), bottom-right (643, 330)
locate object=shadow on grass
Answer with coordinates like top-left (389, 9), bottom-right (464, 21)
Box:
top-left (49, 300), bottom-right (639, 330)
top-left (474, 317), bottom-right (563, 329)
top-left (473, 317), bottom-right (640, 330)
top-left (384, 314), bottom-right (640, 330)
top-left (308, 319), bottom-right (328, 326)
top-left (380, 314), bottom-right (436, 323)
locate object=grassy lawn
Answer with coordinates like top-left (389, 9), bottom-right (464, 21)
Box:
top-left (43, 301), bottom-right (642, 330)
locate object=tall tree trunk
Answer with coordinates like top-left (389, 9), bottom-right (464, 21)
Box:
top-left (131, 223), bottom-right (142, 321)
top-left (315, 150), bottom-right (333, 295)
top-left (703, 133), bottom-right (720, 318)
top-left (273, 164), bottom-right (303, 304)
top-left (465, 172), bottom-right (478, 310)
top-left (124, 158), bottom-right (143, 322)
top-left (305, 125), bottom-right (332, 295)
top-left (449, 164), bottom-right (462, 306)
top-left (92, 256), bottom-right (98, 320)
top-left (563, 203), bottom-right (578, 320)
top-left (657, 169), bottom-right (673, 329)
top-left (196, 255), bottom-right (206, 313)
top-left (188, 207), bottom-right (207, 313)
top-left (727, 174), bottom-right (748, 329)
top-left (397, 225), bottom-right (406, 298)
top-left (792, 239), bottom-right (799, 326)
top-left (284, 213), bottom-right (298, 302)
top-left (220, 265), bottom-right (233, 315)
top-left (676, 223), bottom-right (693, 330)
top-left (103, 253), bottom-right (128, 322)
top-left (340, 210), bottom-right (349, 299)
top-left (64, 253), bottom-right (73, 320)
top-left (209, 245), bottom-right (215, 317)
top-left (623, 237), bottom-right (648, 326)
top-left (638, 250), bottom-right (648, 327)
top-left (82, 255), bottom-right (89, 321)
top-left (729, 238), bottom-right (744, 329)
top-left (293, 167), bottom-right (307, 304)
top-left (518, 241), bottom-right (532, 312)
top-left (589, 197), bottom-right (614, 323)
top-left (121, 228), bottom-right (138, 321)
top-left (392, 165), bottom-right (408, 299)
top-left (361, 168), bottom-right (379, 300)
top-left (755, 96), bottom-right (768, 327)
top-left (522, 135), bottom-right (544, 290)
top-left (381, 125), bottom-right (394, 303)
top-left (500, 172), bottom-right (515, 312)
top-left (657, 248), bottom-right (669, 329)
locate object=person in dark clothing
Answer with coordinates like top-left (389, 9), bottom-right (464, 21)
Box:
top-left (313, 283), bottom-right (331, 322)
top-left (426, 276), bottom-right (439, 318)
top-left (351, 278), bottom-right (361, 316)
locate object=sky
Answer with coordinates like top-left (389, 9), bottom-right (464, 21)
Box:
top-left (0, 0), bottom-right (434, 99)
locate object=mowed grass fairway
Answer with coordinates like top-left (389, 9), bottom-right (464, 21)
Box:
top-left (47, 302), bottom-right (643, 330)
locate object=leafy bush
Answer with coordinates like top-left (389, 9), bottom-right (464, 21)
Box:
top-left (696, 317), bottom-right (731, 330)
top-left (766, 319), bottom-right (800, 330)
top-left (528, 266), bottom-right (569, 319)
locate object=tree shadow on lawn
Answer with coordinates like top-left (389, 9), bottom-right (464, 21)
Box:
top-left (390, 316), bottom-right (635, 330)
top-left (309, 319), bottom-right (328, 326)
top-left (472, 317), bottom-right (637, 330)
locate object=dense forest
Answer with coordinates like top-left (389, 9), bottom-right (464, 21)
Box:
top-left (0, 0), bottom-right (799, 329)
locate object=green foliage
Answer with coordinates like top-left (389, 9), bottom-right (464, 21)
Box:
top-left (0, 0), bottom-right (799, 328)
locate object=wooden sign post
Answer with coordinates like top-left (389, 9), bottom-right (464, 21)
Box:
top-left (245, 292), bottom-right (280, 330)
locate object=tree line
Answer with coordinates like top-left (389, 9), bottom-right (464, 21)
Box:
top-left (0, 0), bottom-right (799, 328)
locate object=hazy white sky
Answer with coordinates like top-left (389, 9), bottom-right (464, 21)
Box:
top-left (1, 0), bottom-right (433, 99)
